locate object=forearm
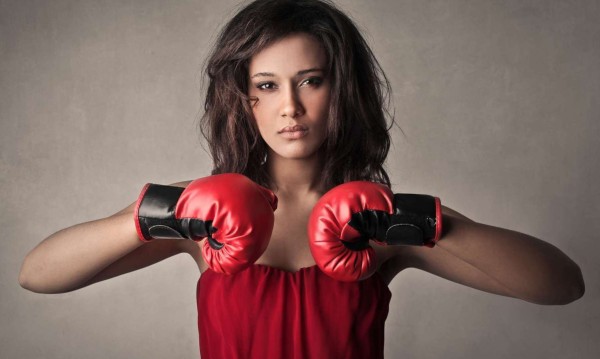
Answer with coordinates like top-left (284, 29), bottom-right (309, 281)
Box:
top-left (437, 216), bottom-right (585, 305)
top-left (19, 210), bottom-right (142, 294)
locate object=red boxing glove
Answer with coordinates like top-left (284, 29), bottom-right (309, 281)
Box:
top-left (135, 173), bottom-right (278, 275)
top-left (308, 181), bottom-right (442, 281)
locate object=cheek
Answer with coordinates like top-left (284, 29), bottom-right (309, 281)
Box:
top-left (251, 106), bottom-right (273, 136)
top-left (313, 86), bottom-right (331, 111)
top-left (251, 96), bottom-right (276, 117)
top-left (312, 94), bottom-right (330, 124)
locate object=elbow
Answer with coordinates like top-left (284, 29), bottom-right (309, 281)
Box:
top-left (558, 262), bottom-right (585, 305)
top-left (528, 264), bottom-right (585, 306)
top-left (18, 256), bottom-right (54, 294)
top-left (19, 271), bottom-right (59, 294)
top-left (566, 264), bottom-right (585, 304)
top-left (19, 256), bottom-right (83, 294)
top-left (18, 258), bottom-right (34, 292)
top-left (18, 270), bottom-right (28, 290)
top-left (18, 255), bottom-right (39, 293)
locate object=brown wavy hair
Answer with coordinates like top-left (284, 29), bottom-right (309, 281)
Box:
top-left (198, 0), bottom-right (396, 191)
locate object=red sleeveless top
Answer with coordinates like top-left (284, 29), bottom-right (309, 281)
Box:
top-left (196, 264), bottom-right (392, 359)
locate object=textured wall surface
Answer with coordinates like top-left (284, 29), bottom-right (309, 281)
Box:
top-left (2, 0), bottom-right (598, 358)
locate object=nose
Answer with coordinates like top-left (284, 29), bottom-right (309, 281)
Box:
top-left (280, 86), bottom-right (304, 118)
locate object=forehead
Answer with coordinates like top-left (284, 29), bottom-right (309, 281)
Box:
top-left (248, 33), bottom-right (327, 76)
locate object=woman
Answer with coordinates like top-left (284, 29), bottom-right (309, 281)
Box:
top-left (19, 0), bottom-right (585, 358)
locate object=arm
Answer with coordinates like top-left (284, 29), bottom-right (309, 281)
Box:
top-left (18, 181), bottom-right (192, 294)
top-left (398, 205), bottom-right (585, 305)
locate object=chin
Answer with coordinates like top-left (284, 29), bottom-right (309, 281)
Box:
top-left (267, 139), bottom-right (326, 160)
top-left (272, 149), bottom-right (319, 160)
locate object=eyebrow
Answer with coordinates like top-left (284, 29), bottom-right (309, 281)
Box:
top-left (250, 68), bottom-right (324, 79)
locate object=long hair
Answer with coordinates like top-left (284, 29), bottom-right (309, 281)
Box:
top-left (199, 0), bottom-right (395, 191)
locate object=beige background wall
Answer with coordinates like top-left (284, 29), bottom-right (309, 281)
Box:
top-left (2, 0), bottom-right (598, 358)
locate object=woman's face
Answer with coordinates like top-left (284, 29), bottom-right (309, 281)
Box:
top-left (247, 33), bottom-right (331, 161)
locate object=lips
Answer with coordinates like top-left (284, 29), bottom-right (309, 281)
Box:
top-left (278, 124), bottom-right (308, 140)
top-left (279, 125), bottom-right (308, 133)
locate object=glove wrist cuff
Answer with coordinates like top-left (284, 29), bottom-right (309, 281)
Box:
top-left (134, 183), bottom-right (185, 242)
top-left (388, 193), bottom-right (443, 247)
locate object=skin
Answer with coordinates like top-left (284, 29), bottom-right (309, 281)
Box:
top-left (19, 33), bottom-right (584, 306)
top-left (248, 33), bottom-right (330, 172)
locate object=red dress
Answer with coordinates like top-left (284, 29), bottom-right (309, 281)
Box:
top-left (196, 264), bottom-right (392, 358)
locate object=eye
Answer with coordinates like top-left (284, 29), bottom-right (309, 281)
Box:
top-left (301, 77), bottom-right (323, 87)
top-left (256, 82), bottom-right (277, 91)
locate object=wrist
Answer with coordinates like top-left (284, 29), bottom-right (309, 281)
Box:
top-left (134, 183), bottom-right (185, 242)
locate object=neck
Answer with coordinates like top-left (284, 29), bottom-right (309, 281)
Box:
top-left (265, 149), bottom-right (326, 198)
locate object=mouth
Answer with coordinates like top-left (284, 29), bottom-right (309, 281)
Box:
top-left (278, 128), bottom-right (308, 139)
top-left (278, 124), bottom-right (309, 139)
top-left (279, 124), bottom-right (308, 133)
